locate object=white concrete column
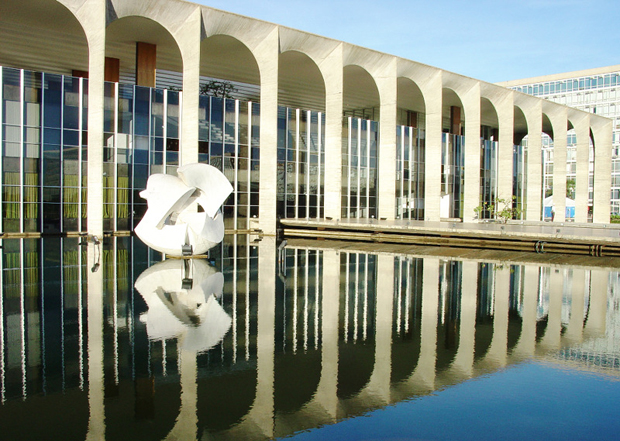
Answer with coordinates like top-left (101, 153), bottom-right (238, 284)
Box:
top-left (178, 7), bottom-right (202, 166)
top-left (251, 236), bottom-right (277, 437)
top-left (403, 257), bottom-right (439, 395)
top-left (462, 84), bottom-right (481, 222)
top-left (480, 264), bottom-right (510, 369)
top-left (321, 44), bottom-right (344, 220)
top-left (592, 120), bottom-right (612, 224)
top-left (538, 268), bottom-right (564, 353)
top-left (70, 0), bottom-right (106, 237)
top-left (314, 250), bottom-right (340, 419)
top-left (496, 93), bottom-right (515, 204)
top-left (525, 102), bottom-right (543, 221)
top-left (584, 269), bottom-right (608, 339)
top-left (510, 265), bottom-right (539, 362)
top-left (86, 241), bottom-right (105, 441)
top-left (256, 28), bottom-right (280, 235)
top-left (422, 72), bottom-right (443, 221)
top-left (550, 108), bottom-right (568, 222)
top-left (573, 114), bottom-right (590, 223)
top-left (377, 60), bottom-right (398, 220)
top-left (364, 254), bottom-right (394, 404)
top-left (446, 261), bottom-right (477, 381)
top-left (165, 348), bottom-right (198, 441)
top-left (563, 269), bottom-right (586, 347)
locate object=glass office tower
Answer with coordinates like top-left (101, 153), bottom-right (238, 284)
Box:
top-left (505, 67), bottom-right (620, 216)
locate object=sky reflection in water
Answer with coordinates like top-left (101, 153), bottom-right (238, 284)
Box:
top-left (0, 235), bottom-right (619, 441)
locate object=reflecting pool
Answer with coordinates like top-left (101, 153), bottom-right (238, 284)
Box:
top-left (1, 235), bottom-right (620, 440)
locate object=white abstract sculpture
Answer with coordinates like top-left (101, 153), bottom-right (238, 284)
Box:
top-left (135, 259), bottom-right (232, 353)
top-left (135, 163), bottom-right (233, 256)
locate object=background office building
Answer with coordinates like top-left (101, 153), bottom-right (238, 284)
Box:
top-left (0, 0), bottom-right (613, 237)
top-left (500, 66), bottom-right (620, 218)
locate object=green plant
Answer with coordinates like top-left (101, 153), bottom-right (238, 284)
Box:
top-left (474, 196), bottom-right (522, 223)
top-left (200, 80), bottom-right (238, 99)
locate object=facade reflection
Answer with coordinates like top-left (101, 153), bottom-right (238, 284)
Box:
top-left (0, 235), bottom-right (619, 440)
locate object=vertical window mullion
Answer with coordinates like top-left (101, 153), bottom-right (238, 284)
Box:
top-left (113, 82), bottom-right (119, 231)
top-left (408, 127), bottom-right (414, 220)
top-left (357, 120), bottom-right (362, 219)
top-left (295, 108), bottom-right (300, 218)
top-left (246, 102), bottom-right (252, 229)
top-left (78, 77), bottom-right (83, 232)
top-left (306, 110), bottom-right (311, 218)
top-left (0, 66), bottom-right (4, 233)
top-left (19, 70), bottom-right (25, 233)
top-left (234, 99), bottom-right (239, 230)
top-left (366, 120), bottom-right (371, 218)
top-left (347, 117), bottom-right (352, 218)
top-left (318, 112), bottom-right (323, 218)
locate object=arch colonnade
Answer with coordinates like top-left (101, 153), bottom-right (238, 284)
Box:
top-left (0, 0), bottom-right (613, 236)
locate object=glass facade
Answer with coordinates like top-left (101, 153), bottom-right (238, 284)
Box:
top-left (199, 96), bottom-right (260, 230)
top-left (441, 133), bottom-right (465, 219)
top-left (479, 136), bottom-right (498, 220)
top-left (1, 68), bottom-right (88, 234)
top-left (510, 68), bottom-right (619, 215)
top-left (342, 117), bottom-right (378, 219)
top-left (395, 125), bottom-right (425, 220)
top-left (513, 143), bottom-right (527, 217)
top-left (1, 66), bottom-right (263, 234)
top-left (277, 107), bottom-right (325, 219)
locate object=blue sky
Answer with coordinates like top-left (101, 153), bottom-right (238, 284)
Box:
top-left (195, 0), bottom-right (618, 83)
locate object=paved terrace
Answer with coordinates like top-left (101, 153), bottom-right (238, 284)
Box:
top-left (280, 218), bottom-right (620, 258)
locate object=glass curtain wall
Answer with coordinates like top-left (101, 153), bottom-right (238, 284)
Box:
top-left (441, 133), bottom-right (465, 219)
top-left (277, 107), bottom-right (325, 219)
top-left (102, 83), bottom-right (180, 231)
top-left (341, 252), bottom-right (377, 343)
top-left (1, 68), bottom-right (88, 234)
top-left (513, 143), bottom-right (527, 218)
top-left (199, 96), bottom-right (260, 231)
top-left (277, 247), bottom-right (323, 353)
top-left (342, 117), bottom-right (378, 219)
top-left (395, 126), bottom-right (425, 220)
top-left (2, 66), bottom-right (261, 235)
top-left (479, 128), bottom-right (498, 220)
top-left (393, 256), bottom-right (423, 338)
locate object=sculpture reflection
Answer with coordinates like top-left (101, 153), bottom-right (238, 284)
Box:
top-left (135, 258), bottom-right (232, 353)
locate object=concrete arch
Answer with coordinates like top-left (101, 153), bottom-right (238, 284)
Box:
top-left (590, 117), bottom-right (613, 223)
top-left (279, 50), bottom-right (326, 111)
top-left (343, 64), bottom-right (380, 115)
top-left (397, 77), bottom-right (426, 116)
top-left (542, 105), bottom-right (569, 221)
top-left (200, 34), bottom-right (260, 88)
top-left (0, 0), bottom-right (89, 75)
top-left (105, 15), bottom-right (184, 80)
top-left (274, 349), bottom-right (322, 414)
top-left (107, 0), bottom-right (199, 45)
top-left (442, 87), bottom-right (466, 132)
top-left (514, 105), bottom-right (529, 144)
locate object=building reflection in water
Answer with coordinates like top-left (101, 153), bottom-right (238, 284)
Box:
top-left (0, 235), bottom-right (619, 440)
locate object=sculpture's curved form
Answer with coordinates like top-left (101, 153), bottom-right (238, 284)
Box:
top-left (135, 258), bottom-right (232, 353)
top-left (135, 163), bottom-right (233, 256)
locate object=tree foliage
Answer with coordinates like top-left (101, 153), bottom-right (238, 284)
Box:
top-left (474, 196), bottom-right (522, 223)
top-left (200, 80), bottom-right (238, 99)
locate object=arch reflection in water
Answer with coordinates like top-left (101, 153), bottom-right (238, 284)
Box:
top-left (0, 236), bottom-right (620, 440)
top-left (134, 258), bottom-right (231, 353)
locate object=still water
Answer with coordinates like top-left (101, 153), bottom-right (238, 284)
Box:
top-left (1, 235), bottom-right (620, 441)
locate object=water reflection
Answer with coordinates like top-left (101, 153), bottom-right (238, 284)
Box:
top-left (0, 235), bottom-right (619, 440)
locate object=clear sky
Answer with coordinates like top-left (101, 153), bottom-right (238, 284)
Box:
top-left (194, 0), bottom-right (618, 84)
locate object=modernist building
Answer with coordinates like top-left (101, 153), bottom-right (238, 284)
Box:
top-left (0, 0), bottom-right (613, 237)
top-left (499, 65), bottom-right (620, 217)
